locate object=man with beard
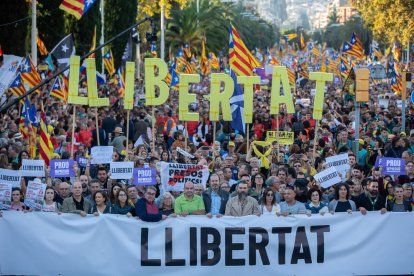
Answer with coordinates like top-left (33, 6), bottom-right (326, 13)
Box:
top-left (225, 181), bottom-right (260, 216)
top-left (174, 181), bottom-right (206, 216)
top-left (355, 179), bottom-right (387, 215)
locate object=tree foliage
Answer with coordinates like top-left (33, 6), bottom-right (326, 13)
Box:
top-left (352, 0), bottom-right (414, 45)
top-left (0, 0), bottom-right (28, 56)
top-left (37, 0), bottom-right (65, 50)
top-left (139, 0), bottom-right (190, 19)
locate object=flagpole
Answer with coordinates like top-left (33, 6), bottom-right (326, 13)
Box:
top-left (31, 0), bottom-right (37, 67)
top-left (160, 4), bottom-right (165, 60)
top-left (246, 124), bottom-right (249, 154)
top-left (152, 107), bottom-right (155, 153)
top-left (95, 108), bottom-right (100, 146)
top-left (100, 0), bottom-right (105, 74)
top-left (126, 110), bottom-right (130, 153)
top-left (213, 121), bottom-right (216, 143)
top-left (185, 121), bottom-right (188, 150)
top-left (71, 105), bottom-right (76, 158)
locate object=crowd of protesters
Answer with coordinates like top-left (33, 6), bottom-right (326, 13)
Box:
top-left (1, 64), bottom-right (414, 221)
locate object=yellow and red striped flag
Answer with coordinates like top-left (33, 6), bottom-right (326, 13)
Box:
top-left (209, 52), bottom-right (219, 70)
top-left (36, 35), bottom-right (48, 56)
top-left (20, 56), bottom-right (41, 91)
top-left (8, 72), bottom-right (26, 99)
top-left (229, 24), bottom-right (260, 76)
top-left (50, 77), bottom-right (67, 102)
top-left (89, 25), bottom-right (97, 58)
top-left (200, 39), bottom-right (209, 75)
top-left (39, 105), bottom-right (53, 166)
top-left (103, 49), bottom-right (115, 76)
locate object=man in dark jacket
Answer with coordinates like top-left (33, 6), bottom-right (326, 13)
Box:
top-left (203, 174), bottom-right (229, 217)
top-left (136, 186), bottom-right (167, 222)
top-left (355, 179), bottom-right (387, 215)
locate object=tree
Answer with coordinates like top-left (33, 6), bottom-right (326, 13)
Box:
top-left (139, 0), bottom-right (190, 19)
top-left (352, 0), bottom-right (414, 46)
top-left (0, 0), bottom-right (28, 56)
top-left (37, 0), bottom-right (65, 50)
top-left (327, 4), bottom-right (339, 26)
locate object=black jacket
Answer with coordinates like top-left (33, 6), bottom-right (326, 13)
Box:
top-left (202, 189), bottom-right (230, 215)
top-left (355, 193), bottom-right (386, 211)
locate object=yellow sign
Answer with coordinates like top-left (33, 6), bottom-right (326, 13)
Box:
top-left (266, 131), bottom-right (294, 145)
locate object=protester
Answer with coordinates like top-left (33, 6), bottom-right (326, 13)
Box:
top-left (224, 181), bottom-right (260, 216)
top-left (386, 185), bottom-right (412, 212)
top-left (158, 192), bottom-right (175, 216)
top-left (305, 188), bottom-right (329, 214)
top-left (202, 174), bottom-right (229, 217)
top-left (355, 179), bottom-right (387, 215)
top-left (111, 189), bottom-right (135, 216)
top-left (61, 181), bottom-right (92, 216)
top-left (10, 187), bottom-right (26, 211)
top-left (136, 186), bottom-right (167, 222)
top-left (279, 186), bottom-right (306, 216)
top-left (328, 183), bottom-right (356, 213)
top-left (174, 181), bottom-right (206, 216)
top-left (91, 191), bottom-right (111, 215)
top-left (260, 187), bottom-right (281, 215)
top-left (42, 187), bottom-right (61, 213)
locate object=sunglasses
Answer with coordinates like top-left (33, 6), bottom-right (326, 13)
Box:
top-left (266, 193), bottom-right (274, 196)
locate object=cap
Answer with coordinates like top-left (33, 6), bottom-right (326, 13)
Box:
top-left (359, 139), bottom-right (364, 145)
top-left (228, 141), bottom-right (235, 147)
top-left (400, 132), bottom-right (407, 137)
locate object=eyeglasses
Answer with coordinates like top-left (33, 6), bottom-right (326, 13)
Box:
top-left (221, 186), bottom-right (230, 189)
top-left (146, 192), bottom-right (156, 196)
top-left (294, 165), bottom-right (301, 167)
top-left (266, 193), bottom-right (274, 197)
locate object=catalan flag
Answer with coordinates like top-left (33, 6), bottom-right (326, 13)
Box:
top-left (39, 106), bottom-right (53, 166)
top-left (50, 77), bottom-right (66, 102)
top-left (300, 33), bottom-right (305, 49)
top-left (342, 41), bottom-right (364, 59)
top-left (209, 52), bottom-right (219, 69)
top-left (36, 35), bottom-right (48, 56)
top-left (165, 61), bottom-right (179, 87)
top-left (20, 56), bottom-right (41, 91)
top-left (283, 33), bottom-right (297, 41)
top-left (229, 24), bottom-right (261, 76)
top-left (19, 98), bottom-right (31, 140)
top-left (350, 32), bottom-right (364, 54)
top-left (103, 49), bottom-right (115, 76)
top-left (59, 0), bottom-right (98, 20)
top-left (287, 67), bottom-right (296, 86)
top-left (200, 39), bottom-right (208, 76)
top-left (89, 25), bottom-right (97, 58)
top-left (116, 68), bottom-right (125, 97)
top-left (340, 56), bottom-right (351, 80)
top-left (150, 43), bottom-right (157, 57)
top-left (183, 43), bottom-right (192, 59)
top-left (8, 73), bottom-right (26, 99)
top-left (392, 42), bottom-right (401, 61)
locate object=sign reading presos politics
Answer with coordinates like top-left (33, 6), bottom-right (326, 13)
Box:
top-left (50, 159), bottom-right (74, 178)
top-left (110, 162), bottom-right (134, 179)
top-left (76, 156), bottom-right (89, 168)
top-left (0, 169), bottom-right (21, 187)
top-left (0, 183), bottom-right (12, 210)
top-left (24, 181), bottom-right (46, 210)
top-left (325, 153), bottom-right (350, 179)
top-left (314, 167), bottom-right (342, 188)
top-left (133, 168), bottom-right (157, 185)
top-left (91, 146), bottom-right (113, 164)
top-left (375, 157), bottom-right (406, 175)
top-left (160, 162), bottom-right (210, 192)
top-left (21, 160), bottom-right (45, 177)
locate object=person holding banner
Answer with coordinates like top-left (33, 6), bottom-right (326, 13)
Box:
top-left (305, 188), bottom-right (328, 214)
top-left (260, 187), bottom-right (280, 215)
top-left (136, 186), bottom-right (167, 222)
top-left (328, 183), bottom-right (356, 213)
top-left (158, 192), bottom-right (175, 216)
top-left (225, 181), bottom-right (260, 217)
top-left (10, 187), bottom-right (26, 211)
top-left (279, 186), bottom-right (307, 216)
top-left (202, 174), bottom-right (229, 217)
top-left (42, 187), bottom-right (61, 213)
top-left (111, 188), bottom-right (135, 216)
top-left (386, 185), bottom-right (412, 212)
top-left (91, 191), bottom-right (111, 215)
top-left (355, 180), bottom-right (387, 215)
top-left (174, 182), bottom-right (206, 216)
top-left (61, 182), bottom-right (92, 216)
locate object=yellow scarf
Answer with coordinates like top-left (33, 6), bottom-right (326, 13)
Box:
top-left (251, 141), bottom-right (272, 169)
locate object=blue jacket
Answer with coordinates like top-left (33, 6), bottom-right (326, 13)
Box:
top-left (135, 198), bottom-right (162, 222)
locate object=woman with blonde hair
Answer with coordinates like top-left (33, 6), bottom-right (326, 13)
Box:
top-left (158, 192), bottom-right (176, 216)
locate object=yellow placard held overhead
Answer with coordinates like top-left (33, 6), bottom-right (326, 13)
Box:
top-left (270, 66), bottom-right (295, 115)
top-left (179, 74), bottom-right (200, 121)
top-left (209, 73), bottom-right (234, 121)
top-left (86, 59), bottom-right (109, 107)
top-left (145, 58), bottom-right (169, 106)
top-left (68, 56), bottom-right (88, 105)
top-left (124, 62), bottom-right (135, 110)
top-left (309, 72), bottom-right (333, 120)
top-left (237, 76), bottom-right (260, 124)
top-left (267, 131), bottom-right (294, 145)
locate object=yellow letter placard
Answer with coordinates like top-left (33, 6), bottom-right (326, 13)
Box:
top-left (145, 58), bottom-right (169, 106)
top-left (68, 56), bottom-right (88, 105)
top-left (179, 74), bottom-right (200, 121)
top-left (124, 61), bottom-right (135, 110)
top-left (309, 72), bottom-right (333, 120)
top-left (209, 73), bottom-right (234, 121)
top-left (87, 59), bottom-right (109, 107)
top-left (237, 76), bottom-right (260, 124)
top-left (270, 66), bottom-right (295, 115)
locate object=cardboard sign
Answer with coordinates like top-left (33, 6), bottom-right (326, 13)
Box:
top-left (50, 159), bottom-right (74, 178)
top-left (314, 167), bottom-right (342, 188)
top-left (266, 131), bottom-right (294, 145)
top-left (76, 156), bottom-right (89, 168)
top-left (0, 183), bottom-right (12, 210)
top-left (24, 181), bottom-right (46, 210)
top-left (110, 162), bottom-right (134, 179)
top-left (0, 169), bottom-right (21, 187)
top-left (325, 153), bottom-right (350, 179)
top-left (91, 146), bottom-right (113, 164)
top-left (160, 162), bottom-right (210, 192)
top-left (133, 168), bottom-right (157, 186)
top-left (21, 160), bottom-right (45, 177)
top-left (375, 157), bottom-right (406, 175)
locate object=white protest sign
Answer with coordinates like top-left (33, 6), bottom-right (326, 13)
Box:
top-left (110, 162), bottom-right (134, 179)
top-left (21, 160), bottom-right (45, 177)
top-left (0, 169), bottom-right (21, 187)
top-left (0, 55), bottom-right (23, 99)
top-left (177, 147), bottom-right (195, 159)
top-left (314, 167), bottom-right (342, 188)
top-left (24, 181), bottom-right (46, 210)
top-left (325, 153), bottom-right (350, 179)
top-left (160, 162), bottom-right (210, 192)
top-left (91, 146), bottom-right (113, 164)
top-left (0, 183), bottom-right (12, 210)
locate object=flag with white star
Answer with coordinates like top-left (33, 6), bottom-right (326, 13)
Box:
top-left (8, 72), bottom-right (26, 99)
top-left (50, 34), bottom-right (75, 70)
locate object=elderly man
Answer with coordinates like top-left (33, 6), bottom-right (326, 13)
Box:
top-left (203, 174), bottom-right (230, 217)
top-left (61, 181), bottom-right (92, 216)
top-left (174, 181), bottom-right (206, 216)
top-left (225, 181), bottom-right (260, 216)
top-left (55, 181), bottom-right (71, 205)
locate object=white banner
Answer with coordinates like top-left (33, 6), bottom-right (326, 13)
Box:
top-left (24, 181), bottom-right (46, 210)
top-left (0, 183), bottom-right (12, 209)
top-left (91, 146), bottom-right (113, 164)
top-left (325, 153), bottom-right (350, 179)
top-left (0, 213), bottom-right (413, 275)
top-left (21, 159), bottom-right (45, 177)
top-left (160, 162), bottom-right (210, 192)
top-left (110, 162), bottom-right (134, 179)
top-left (314, 167), bottom-right (341, 188)
top-left (0, 168), bottom-right (21, 187)
top-left (0, 54), bottom-right (23, 98)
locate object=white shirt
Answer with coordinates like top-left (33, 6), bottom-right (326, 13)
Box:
top-left (261, 204), bottom-right (281, 215)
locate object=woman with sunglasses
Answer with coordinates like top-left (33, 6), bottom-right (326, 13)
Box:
top-left (260, 187), bottom-right (281, 215)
